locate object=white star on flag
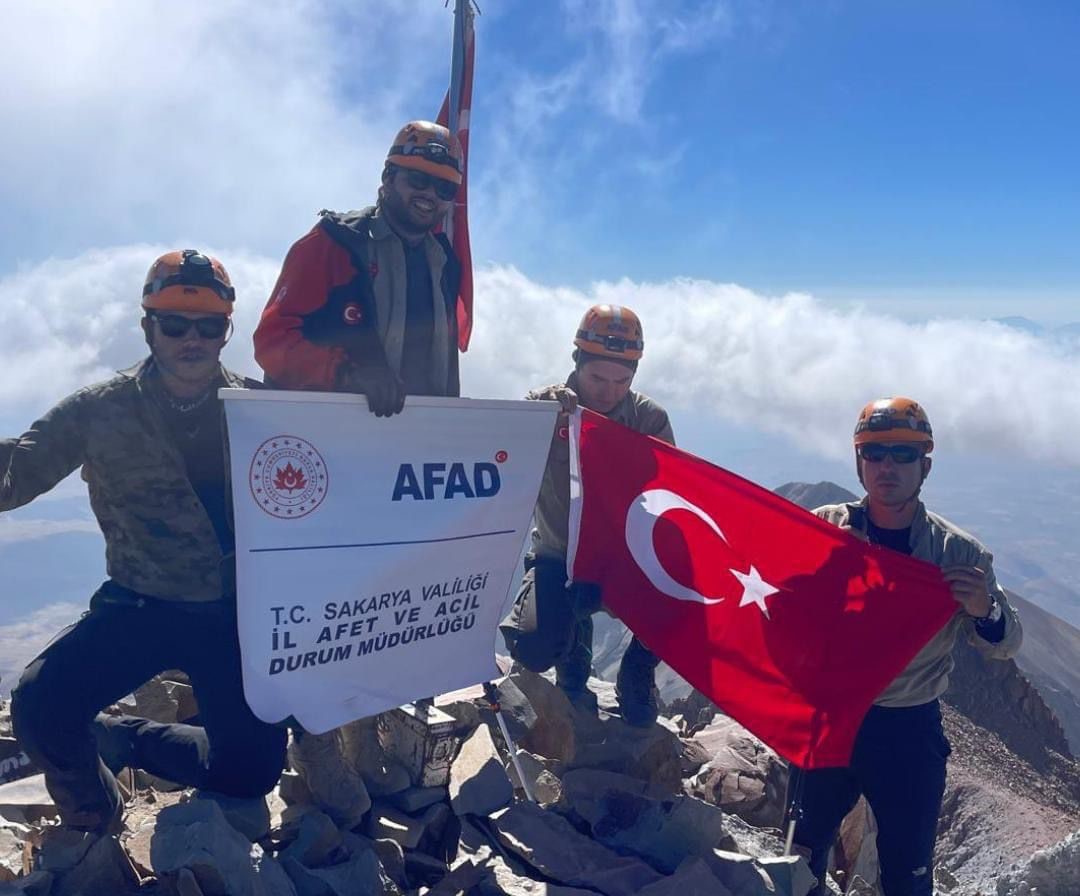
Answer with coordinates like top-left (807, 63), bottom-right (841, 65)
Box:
top-left (731, 564), bottom-right (781, 618)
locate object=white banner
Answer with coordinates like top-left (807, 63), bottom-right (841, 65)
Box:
top-left (222, 390), bottom-right (556, 734)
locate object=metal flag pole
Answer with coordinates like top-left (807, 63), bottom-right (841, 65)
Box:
top-left (483, 681), bottom-right (536, 803)
top-left (782, 763), bottom-right (805, 855)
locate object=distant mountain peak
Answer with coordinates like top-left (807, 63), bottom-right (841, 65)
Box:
top-left (774, 480), bottom-right (858, 510)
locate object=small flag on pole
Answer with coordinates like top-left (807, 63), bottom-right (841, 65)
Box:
top-left (437, 0), bottom-right (476, 351)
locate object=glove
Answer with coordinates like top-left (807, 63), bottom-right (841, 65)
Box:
top-left (336, 362), bottom-right (406, 417)
top-left (568, 581), bottom-right (603, 618)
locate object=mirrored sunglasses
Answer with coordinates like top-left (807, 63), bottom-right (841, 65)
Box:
top-left (151, 313), bottom-right (229, 340)
top-left (402, 168), bottom-right (459, 201)
top-left (857, 443), bottom-right (923, 464)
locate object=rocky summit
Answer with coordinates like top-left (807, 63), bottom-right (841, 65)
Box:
top-left (0, 649), bottom-right (1077, 896)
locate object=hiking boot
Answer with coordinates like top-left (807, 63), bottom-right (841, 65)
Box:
top-left (615, 638), bottom-right (660, 728)
top-left (555, 615), bottom-right (593, 696)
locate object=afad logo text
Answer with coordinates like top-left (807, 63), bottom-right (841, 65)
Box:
top-left (392, 451), bottom-right (508, 501)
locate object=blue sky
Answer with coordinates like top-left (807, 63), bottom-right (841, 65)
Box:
top-left (469, 1), bottom-right (1080, 311)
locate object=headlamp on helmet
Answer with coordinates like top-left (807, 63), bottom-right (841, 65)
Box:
top-left (573, 304), bottom-right (645, 361)
top-left (142, 249), bottom-right (235, 316)
top-left (853, 397), bottom-right (933, 451)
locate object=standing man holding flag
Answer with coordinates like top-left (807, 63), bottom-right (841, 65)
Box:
top-left (789, 397), bottom-right (1023, 896)
top-left (501, 305), bottom-right (675, 727)
top-left (255, 4), bottom-right (476, 405)
top-left (254, 120), bottom-right (464, 413)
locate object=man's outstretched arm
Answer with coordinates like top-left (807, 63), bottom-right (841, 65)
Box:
top-left (1, 392), bottom-right (88, 512)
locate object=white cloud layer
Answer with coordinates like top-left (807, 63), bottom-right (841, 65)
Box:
top-left (2, 247), bottom-right (1078, 468)
top-left (0, 1), bottom-right (449, 261)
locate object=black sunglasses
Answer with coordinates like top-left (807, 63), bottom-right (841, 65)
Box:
top-left (857, 443), bottom-right (923, 464)
top-left (150, 312), bottom-right (229, 340)
top-left (400, 167), bottom-right (459, 201)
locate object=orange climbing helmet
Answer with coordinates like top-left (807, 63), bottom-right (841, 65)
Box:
top-left (386, 121), bottom-right (463, 185)
top-left (142, 250), bottom-right (235, 316)
top-left (854, 397), bottom-right (934, 452)
top-left (573, 304), bottom-right (645, 361)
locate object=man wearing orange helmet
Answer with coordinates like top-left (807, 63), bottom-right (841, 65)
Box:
top-left (501, 305), bottom-right (674, 727)
top-left (2, 251), bottom-right (287, 836)
top-left (254, 121), bottom-right (463, 414)
top-left (788, 397), bottom-right (1022, 896)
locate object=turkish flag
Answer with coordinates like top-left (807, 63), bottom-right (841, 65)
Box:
top-left (436, 0), bottom-right (476, 352)
top-left (567, 410), bottom-right (957, 768)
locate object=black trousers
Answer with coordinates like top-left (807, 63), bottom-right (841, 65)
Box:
top-left (788, 700), bottom-right (951, 896)
top-left (11, 582), bottom-right (287, 833)
top-left (499, 555), bottom-right (657, 679)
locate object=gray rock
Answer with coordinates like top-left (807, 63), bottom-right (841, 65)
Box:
top-left (700, 849), bottom-right (777, 896)
top-left (338, 832), bottom-right (406, 889)
top-left (425, 859), bottom-right (490, 895)
top-left (436, 697), bottom-right (483, 736)
top-left (637, 857), bottom-right (735, 896)
top-left (364, 803), bottom-right (426, 850)
top-left (490, 801), bottom-right (663, 895)
top-left (192, 791), bottom-right (272, 842)
top-left (759, 854), bottom-right (819, 896)
top-left (449, 725), bottom-right (514, 817)
top-left (33, 828), bottom-right (94, 874)
top-left (844, 875), bottom-right (880, 896)
top-left (0, 870), bottom-right (52, 895)
top-left (417, 800), bottom-right (453, 851)
top-left (503, 750), bottom-right (562, 800)
top-left (45, 832), bottom-right (139, 896)
top-left (837, 797), bottom-right (879, 893)
top-left (404, 850), bottom-right (448, 888)
top-left (151, 799), bottom-right (297, 896)
top-left (277, 770), bottom-right (312, 807)
top-left (124, 817), bottom-right (156, 878)
top-left (685, 714), bottom-right (787, 827)
top-left (501, 670), bottom-right (576, 763)
top-left (365, 837), bottom-right (407, 890)
top-left (288, 730), bottom-right (372, 829)
top-left (485, 854), bottom-right (597, 894)
top-left (122, 674), bottom-right (198, 724)
top-left (533, 771), bottom-right (563, 807)
top-left (0, 829), bottom-right (22, 882)
top-left (486, 677), bottom-right (537, 744)
top-left (121, 675), bottom-right (178, 723)
top-left (0, 776), bottom-right (54, 827)
top-left (388, 785), bottom-right (447, 814)
top-left (562, 769), bottom-right (735, 873)
top-left (565, 716), bottom-right (687, 795)
top-left (996, 830), bottom-right (1080, 896)
top-left (282, 848), bottom-right (398, 896)
top-left (279, 809), bottom-right (343, 868)
top-left (713, 812), bottom-right (789, 859)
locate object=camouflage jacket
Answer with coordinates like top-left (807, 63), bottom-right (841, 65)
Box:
top-left (815, 498), bottom-right (1023, 707)
top-left (528, 372), bottom-right (674, 562)
top-left (0, 358), bottom-right (254, 603)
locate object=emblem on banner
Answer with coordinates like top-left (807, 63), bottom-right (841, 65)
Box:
top-left (250, 436), bottom-right (328, 518)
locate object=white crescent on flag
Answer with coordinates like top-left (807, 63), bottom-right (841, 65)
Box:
top-left (624, 488), bottom-right (727, 605)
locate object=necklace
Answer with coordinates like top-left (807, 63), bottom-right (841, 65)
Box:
top-left (161, 386), bottom-right (215, 414)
